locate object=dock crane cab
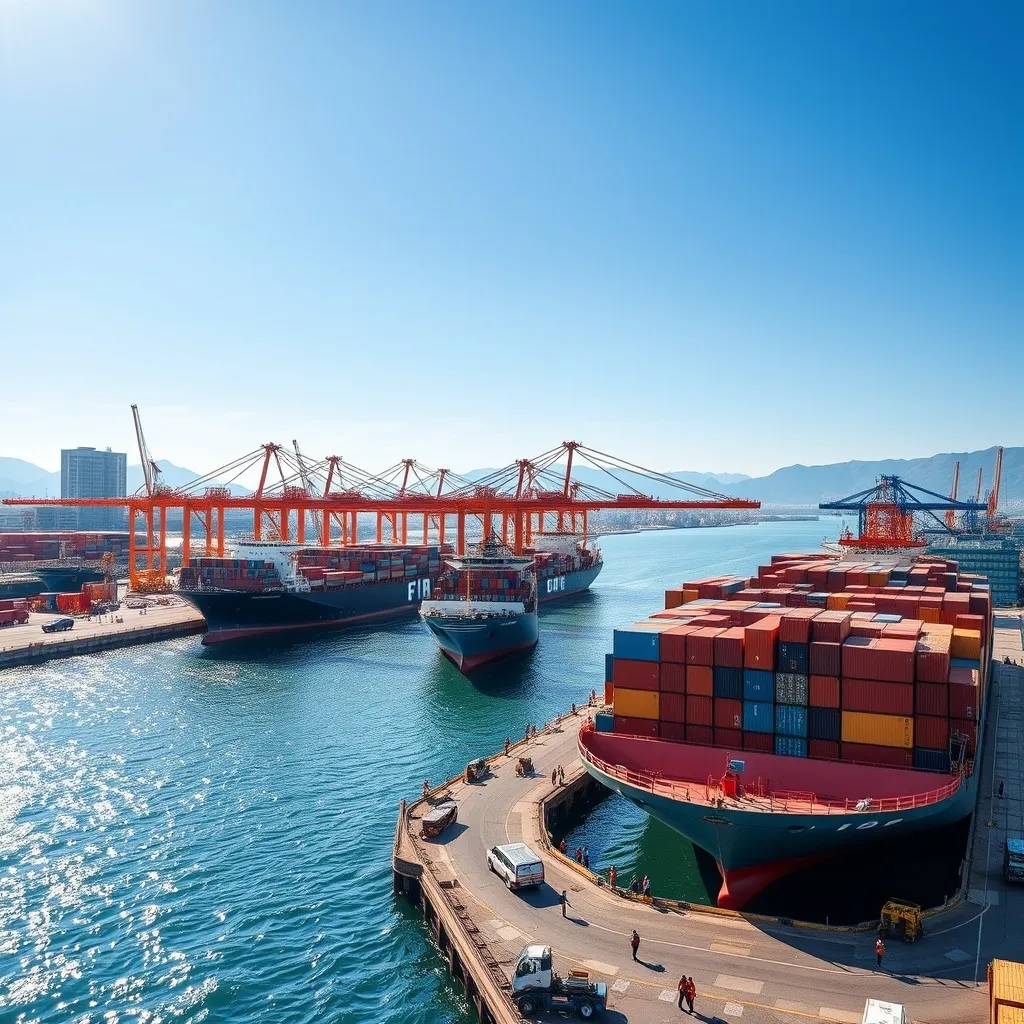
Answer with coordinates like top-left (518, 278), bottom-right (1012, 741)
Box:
top-left (512, 944), bottom-right (607, 1018)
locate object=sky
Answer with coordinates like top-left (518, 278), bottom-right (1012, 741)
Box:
top-left (1, 0), bottom-right (1021, 479)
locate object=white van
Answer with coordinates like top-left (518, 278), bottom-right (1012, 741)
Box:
top-left (487, 843), bottom-right (544, 891)
top-left (862, 999), bottom-right (907, 1024)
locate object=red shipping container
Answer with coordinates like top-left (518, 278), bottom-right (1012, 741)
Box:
top-left (809, 675), bottom-right (840, 708)
top-left (883, 620), bottom-right (923, 639)
top-left (713, 627), bottom-right (745, 668)
top-left (809, 739), bottom-right (840, 760)
top-left (850, 621), bottom-right (884, 639)
top-left (809, 641), bottom-right (842, 677)
top-left (841, 743), bottom-right (914, 769)
top-left (613, 659), bottom-right (660, 691)
top-left (686, 724), bottom-right (714, 745)
top-left (841, 678), bottom-right (914, 716)
top-left (914, 715), bottom-right (950, 749)
top-left (955, 613), bottom-right (986, 633)
top-left (687, 665), bottom-right (713, 697)
top-left (660, 691), bottom-right (686, 723)
top-left (714, 698), bottom-right (743, 730)
top-left (713, 727), bottom-right (743, 749)
top-left (916, 646), bottom-right (951, 685)
top-left (949, 681), bottom-right (980, 721)
top-left (740, 608), bottom-right (773, 627)
top-left (665, 588), bottom-right (686, 609)
top-left (742, 732), bottom-right (773, 753)
top-left (687, 627), bottom-right (724, 666)
top-left (685, 695), bottom-right (714, 726)
top-left (968, 593), bottom-right (990, 617)
top-left (744, 615), bottom-right (780, 669)
top-left (659, 721), bottom-right (685, 742)
top-left (778, 607), bottom-right (819, 644)
top-left (660, 624), bottom-right (697, 664)
top-left (613, 716), bottom-right (659, 738)
top-left (842, 638), bottom-right (916, 684)
top-left (949, 718), bottom-right (978, 756)
top-left (812, 611), bottom-right (853, 643)
top-left (659, 662), bottom-right (686, 694)
top-left (915, 682), bottom-right (949, 717)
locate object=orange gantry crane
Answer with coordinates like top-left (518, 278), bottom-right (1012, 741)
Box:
top-left (3, 436), bottom-right (760, 589)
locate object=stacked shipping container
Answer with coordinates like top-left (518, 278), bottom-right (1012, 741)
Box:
top-left (607, 554), bottom-right (991, 772)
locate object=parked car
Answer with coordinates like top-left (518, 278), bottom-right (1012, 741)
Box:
top-left (41, 617), bottom-right (75, 634)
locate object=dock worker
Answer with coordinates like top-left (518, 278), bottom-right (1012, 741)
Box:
top-left (685, 977), bottom-right (696, 1014)
top-left (875, 937), bottom-right (886, 969)
top-left (642, 875), bottom-right (650, 897)
top-left (559, 838), bottom-right (567, 855)
top-left (560, 889), bottom-right (570, 917)
top-left (630, 929), bottom-right (640, 961)
top-left (558, 765), bottom-right (565, 785)
top-left (552, 767), bottom-right (558, 786)
top-left (609, 865), bottom-right (617, 888)
top-left (575, 848), bottom-right (583, 863)
top-left (677, 974), bottom-right (687, 1010)
top-left (504, 737), bottom-right (510, 756)
top-left (583, 847), bottom-right (590, 870)
top-left (630, 876), bottom-right (639, 894)
top-left (422, 779), bottom-right (430, 798)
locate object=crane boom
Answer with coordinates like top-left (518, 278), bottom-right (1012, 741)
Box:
top-left (945, 460), bottom-right (960, 530)
top-left (131, 404), bottom-right (162, 496)
top-left (989, 446), bottom-right (1004, 524)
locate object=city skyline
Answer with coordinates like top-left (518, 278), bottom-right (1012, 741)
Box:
top-left (1, 2), bottom-right (1021, 476)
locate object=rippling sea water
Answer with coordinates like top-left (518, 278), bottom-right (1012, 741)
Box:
top-left (0, 520), bottom-right (843, 1023)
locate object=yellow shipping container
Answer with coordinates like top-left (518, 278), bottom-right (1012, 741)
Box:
top-left (614, 687), bottom-right (660, 721)
top-left (826, 592), bottom-right (851, 610)
top-left (951, 628), bottom-right (982, 660)
top-left (989, 958), bottom-right (1024, 1024)
top-left (841, 711), bottom-right (914, 749)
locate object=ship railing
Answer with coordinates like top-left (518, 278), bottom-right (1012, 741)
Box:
top-left (579, 733), bottom-right (964, 815)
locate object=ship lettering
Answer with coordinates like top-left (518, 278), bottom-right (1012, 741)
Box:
top-left (546, 577), bottom-right (566, 594)
top-left (407, 579), bottom-right (432, 602)
top-left (837, 817), bottom-right (904, 832)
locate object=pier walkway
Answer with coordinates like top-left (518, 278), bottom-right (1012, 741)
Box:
top-left (396, 677), bottom-right (1022, 1023)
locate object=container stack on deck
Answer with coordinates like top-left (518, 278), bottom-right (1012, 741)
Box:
top-left (179, 559), bottom-right (283, 592)
top-left (601, 553), bottom-right (992, 773)
top-left (0, 532), bottom-right (133, 563)
top-left (298, 545), bottom-right (448, 587)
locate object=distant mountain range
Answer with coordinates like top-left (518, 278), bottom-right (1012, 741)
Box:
top-left (1, 447), bottom-right (1020, 506)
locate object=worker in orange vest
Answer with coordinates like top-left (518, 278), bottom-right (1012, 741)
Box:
top-left (875, 937), bottom-right (886, 969)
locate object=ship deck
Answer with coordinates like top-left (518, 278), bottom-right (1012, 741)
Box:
top-left (580, 730), bottom-right (963, 817)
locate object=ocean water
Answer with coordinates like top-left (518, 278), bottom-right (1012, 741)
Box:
top-left (1, 519), bottom-right (862, 1023)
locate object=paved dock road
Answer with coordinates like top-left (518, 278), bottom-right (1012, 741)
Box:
top-left (406, 705), bottom-right (1015, 1024)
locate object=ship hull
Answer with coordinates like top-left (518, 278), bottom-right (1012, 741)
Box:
top-left (536, 562), bottom-right (603, 602)
top-left (579, 732), bottom-right (978, 909)
top-left (180, 576), bottom-right (437, 645)
top-left (422, 609), bottom-right (539, 672)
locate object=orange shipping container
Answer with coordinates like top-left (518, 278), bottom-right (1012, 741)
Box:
top-left (744, 615), bottom-right (781, 669)
top-left (841, 711), bottom-right (913, 749)
top-left (950, 628), bottom-right (982, 660)
top-left (604, 681), bottom-right (614, 706)
top-left (614, 688), bottom-right (660, 721)
top-left (687, 665), bottom-right (713, 697)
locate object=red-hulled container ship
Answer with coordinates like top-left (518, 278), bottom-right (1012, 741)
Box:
top-left (580, 550), bottom-right (991, 909)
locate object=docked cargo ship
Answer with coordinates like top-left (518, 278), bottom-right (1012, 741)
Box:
top-left (420, 536), bottom-right (539, 672)
top-left (580, 551), bottom-right (991, 909)
top-left (178, 541), bottom-right (452, 645)
top-left (532, 533), bottom-right (603, 602)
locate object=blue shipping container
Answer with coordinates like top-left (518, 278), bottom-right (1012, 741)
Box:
top-left (743, 701), bottom-right (774, 733)
top-left (775, 704), bottom-right (808, 738)
top-left (873, 613), bottom-right (902, 623)
top-left (595, 712), bottom-right (614, 733)
top-left (605, 653), bottom-right (614, 683)
top-left (777, 642), bottom-right (809, 674)
top-left (807, 707), bottom-right (841, 741)
top-left (951, 657), bottom-right (982, 670)
top-left (613, 625), bottom-right (662, 662)
top-left (713, 666), bottom-right (743, 700)
top-left (913, 747), bottom-right (951, 772)
top-left (743, 669), bottom-right (774, 702)
top-left (774, 736), bottom-right (808, 758)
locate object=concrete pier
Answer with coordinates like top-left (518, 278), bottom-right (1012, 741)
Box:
top-left (394, 671), bottom-right (1022, 1023)
top-left (0, 601), bottom-right (205, 670)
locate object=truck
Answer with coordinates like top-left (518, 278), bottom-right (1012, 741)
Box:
top-left (512, 944), bottom-right (606, 1018)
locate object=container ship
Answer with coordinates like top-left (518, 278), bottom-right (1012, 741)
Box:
top-left (579, 551), bottom-right (991, 909)
top-left (178, 541), bottom-right (452, 645)
top-left (420, 536), bottom-right (539, 672)
top-left (531, 533), bottom-right (603, 602)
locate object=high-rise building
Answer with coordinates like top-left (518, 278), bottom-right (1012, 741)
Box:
top-left (60, 447), bottom-right (127, 530)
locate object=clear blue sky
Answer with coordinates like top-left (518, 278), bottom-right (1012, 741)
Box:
top-left (2, 0), bottom-right (1021, 478)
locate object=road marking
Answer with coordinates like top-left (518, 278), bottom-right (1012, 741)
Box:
top-left (659, 989), bottom-right (677, 1001)
top-left (776, 999), bottom-right (811, 1012)
top-left (713, 974), bottom-right (764, 995)
top-left (944, 948), bottom-right (971, 962)
top-left (723, 1002), bottom-right (744, 1017)
top-left (581, 959), bottom-right (618, 976)
top-left (711, 942), bottom-right (751, 956)
top-left (497, 925), bottom-right (521, 941)
top-left (611, 979), bottom-right (630, 993)
top-left (818, 1009), bottom-right (861, 1023)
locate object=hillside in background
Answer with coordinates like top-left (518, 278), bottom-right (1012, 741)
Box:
top-left (2, 448), bottom-right (1021, 507)
top-left (720, 446), bottom-right (1022, 506)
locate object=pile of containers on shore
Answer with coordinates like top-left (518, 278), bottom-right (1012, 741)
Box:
top-left (0, 532), bottom-right (133, 563)
top-left (602, 553), bottom-right (991, 773)
top-left (0, 598), bottom-right (30, 626)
